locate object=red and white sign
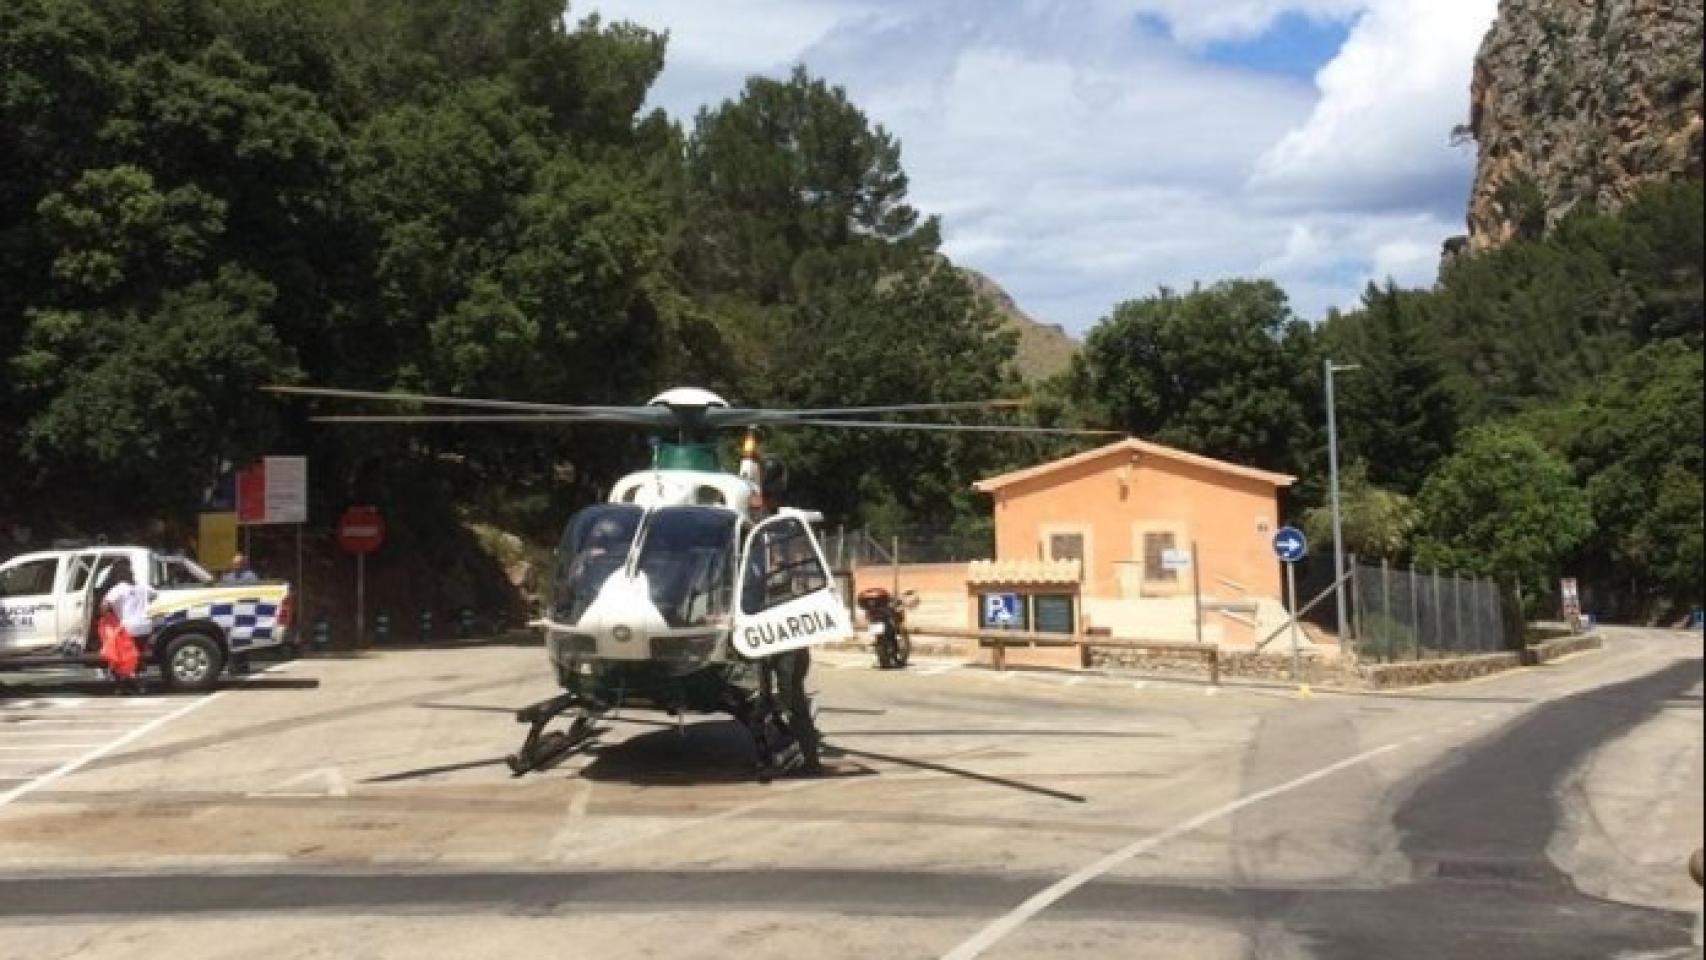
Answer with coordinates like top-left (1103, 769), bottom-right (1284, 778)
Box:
top-left (337, 506), bottom-right (385, 555)
top-left (237, 456), bottom-right (309, 525)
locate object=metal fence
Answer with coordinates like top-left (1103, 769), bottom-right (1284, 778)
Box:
top-left (819, 527), bottom-right (995, 569)
top-left (1351, 559), bottom-right (1513, 663)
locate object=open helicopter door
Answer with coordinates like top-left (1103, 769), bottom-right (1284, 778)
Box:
top-left (732, 511), bottom-right (850, 658)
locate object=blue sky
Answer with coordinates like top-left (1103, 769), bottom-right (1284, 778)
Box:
top-left (574, 0), bottom-right (1498, 335)
top-left (1200, 13), bottom-right (1352, 79)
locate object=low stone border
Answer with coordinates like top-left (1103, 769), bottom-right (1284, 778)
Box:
top-left (1088, 648), bottom-right (1363, 687)
top-left (1094, 646), bottom-right (1552, 690)
top-left (1359, 651), bottom-right (1522, 690)
top-left (823, 630), bottom-right (1601, 690)
top-left (1525, 632), bottom-right (1603, 665)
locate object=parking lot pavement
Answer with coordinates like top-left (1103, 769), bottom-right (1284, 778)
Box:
top-left (0, 685), bottom-right (218, 810)
top-left (0, 664), bottom-right (299, 811)
top-left (0, 632), bottom-right (1696, 960)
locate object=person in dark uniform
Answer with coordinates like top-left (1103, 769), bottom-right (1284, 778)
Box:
top-left (774, 647), bottom-right (820, 773)
top-left (742, 521), bottom-right (825, 776)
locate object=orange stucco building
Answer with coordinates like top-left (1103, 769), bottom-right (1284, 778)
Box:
top-left (973, 438), bottom-right (1296, 646)
top-left (976, 438), bottom-right (1294, 599)
top-left (850, 438), bottom-right (1303, 651)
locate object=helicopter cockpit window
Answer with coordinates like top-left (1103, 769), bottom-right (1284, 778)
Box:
top-left (635, 507), bottom-right (738, 629)
top-left (551, 505), bottom-right (642, 625)
top-left (740, 519), bottom-right (829, 616)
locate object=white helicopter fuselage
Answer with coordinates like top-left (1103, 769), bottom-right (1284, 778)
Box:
top-left (541, 463), bottom-right (849, 692)
top-left (544, 469), bottom-right (752, 673)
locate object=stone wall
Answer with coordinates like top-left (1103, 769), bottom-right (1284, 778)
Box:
top-left (1360, 652), bottom-right (1524, 690)
top-left (1529, 632), bottom-right (1604, 664)
top-left (824, 630), bottom-right (1601, 689)
top-left (1087, 647), bottom-right (1362, 687)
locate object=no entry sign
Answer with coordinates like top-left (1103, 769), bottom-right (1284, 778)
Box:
top-left (337, 506), bottom-right (385, 555)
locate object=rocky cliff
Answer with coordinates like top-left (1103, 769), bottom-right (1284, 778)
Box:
top-left (960, 268), bottom-right (1079, 381)
top-left (1464, 0), bottom-right (1702, 251)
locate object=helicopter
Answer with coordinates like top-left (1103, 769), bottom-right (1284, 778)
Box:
top-left (266, 385), bottom-right (1116, 779)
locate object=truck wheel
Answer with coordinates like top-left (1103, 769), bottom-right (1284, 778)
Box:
top-left (163, 633), bottom-right (226, 692)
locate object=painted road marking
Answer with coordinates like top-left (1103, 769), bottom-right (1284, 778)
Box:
top-left (940, 741), bottom-right (1406, 960)
top-left (247, 767), bottom-right (348, 800)
top-left (0, 693), bottom-right (224, 810)
top-left (0, 663), bottom-right (288, 810)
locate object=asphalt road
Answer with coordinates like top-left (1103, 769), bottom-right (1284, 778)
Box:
top-left (0, 627), bottom-right (1699, 959)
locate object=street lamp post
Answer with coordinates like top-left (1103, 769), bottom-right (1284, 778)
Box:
top-left (1326, 359), bottom-right (1361, 644)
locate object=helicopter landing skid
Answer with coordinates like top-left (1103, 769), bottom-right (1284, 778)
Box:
top-left (507, 693), bottom-right (599, 776)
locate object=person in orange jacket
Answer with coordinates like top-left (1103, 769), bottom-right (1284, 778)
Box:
top-left (97, 559), bottom-right (151, 694)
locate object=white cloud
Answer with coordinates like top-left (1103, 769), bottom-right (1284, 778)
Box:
top-left (574, 0), bottom-right (1492, 332)
top-left (1251, 0), bottom-right (1497, 213)
top-left (575, 0), bottom-right (852, 71)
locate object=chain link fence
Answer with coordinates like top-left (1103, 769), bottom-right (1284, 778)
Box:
top-left (819, 527), bottom-right (994, 569)
top-left (1351, 559), bottom-right (1514, 663)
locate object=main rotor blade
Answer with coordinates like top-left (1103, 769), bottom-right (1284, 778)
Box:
top-left (712, 400), bottom-right (1027, 426)
top-left (774, 418), bottom-right (1122, 437)
top-left (265, 385), bottom-right (670, 422)
top-left (308, 414), bottom-right (638, 425)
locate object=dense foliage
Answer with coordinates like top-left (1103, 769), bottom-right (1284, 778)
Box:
top-left (2, 0), bottom-right (1699, 621)
top-left (0, 0), bottom-right (1018, 546)
top-left (1058, 181), bottom-right (1701, 620)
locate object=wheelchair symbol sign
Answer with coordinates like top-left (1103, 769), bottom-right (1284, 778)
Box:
top-left (984, 593), bottom-right (1022, 628)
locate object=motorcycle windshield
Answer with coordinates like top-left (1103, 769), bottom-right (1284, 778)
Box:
top-left (633, 507), bottom-right (739, 630)
top-left (551, 505), bottom-right (643, 626)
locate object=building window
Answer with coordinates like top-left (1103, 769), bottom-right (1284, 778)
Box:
top-left (1143, 531), bottom-right (1178, 583)
top-left (1047, 532), bottom-right (1084, 563)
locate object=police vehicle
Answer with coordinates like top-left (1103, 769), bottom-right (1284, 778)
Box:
top-left (0, 545), bottom-right (294, 691)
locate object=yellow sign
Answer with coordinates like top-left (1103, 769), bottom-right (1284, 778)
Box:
top-left (199, 512), bottom-right (239, 573)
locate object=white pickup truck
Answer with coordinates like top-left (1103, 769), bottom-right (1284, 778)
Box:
top-left (0, 545), bottom-right (294, 690)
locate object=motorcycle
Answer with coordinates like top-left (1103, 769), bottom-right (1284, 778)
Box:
top-left (856, 587), bottom-right (914, 669)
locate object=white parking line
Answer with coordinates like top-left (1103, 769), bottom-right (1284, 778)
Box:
top-left (0, 693), bottom-right (225, 810)
top-left (1, 719), bottom-right (172, 726)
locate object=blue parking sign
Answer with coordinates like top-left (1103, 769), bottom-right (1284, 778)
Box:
top-left (983, 592), bottom-right (1022, 629)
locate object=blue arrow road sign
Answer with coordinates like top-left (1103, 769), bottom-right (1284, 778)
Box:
top-left (1272, 526), bottom-right (1308, 563)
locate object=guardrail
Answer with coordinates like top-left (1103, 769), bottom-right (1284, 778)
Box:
top-left (908, 626), bottom-right (1220, 685)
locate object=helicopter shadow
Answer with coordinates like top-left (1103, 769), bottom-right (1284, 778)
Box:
top-left (574, 718), bottom-right (817, 787)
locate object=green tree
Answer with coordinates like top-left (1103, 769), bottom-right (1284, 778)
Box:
top-left (681, 67), bottom-right (924, 303)
top-left (1411, 425), bottom-right (1593, 599)
top-left (1323, 283), bottom-right (1459, 494)
top-left (1065, 280), bottom-right (1317, 478)
top-left (676, 68), bottom-right (1020, 528)
top-left (1523, 341), bottom-right (1704, 618)
top-left (1303, 461), bottom-right (1416, 561)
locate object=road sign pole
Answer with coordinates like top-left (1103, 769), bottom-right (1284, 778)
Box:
top-left (1286, 560), bottom-right (1301, 681)
top-left (356, 552), bottom-right (365, 649)
top-left (1326, 359), bottom-right (1350, 644)
top-left (294, 524), bottom-right (303, 645)
top-left (1191, 541), bottom-right (1203, 647)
